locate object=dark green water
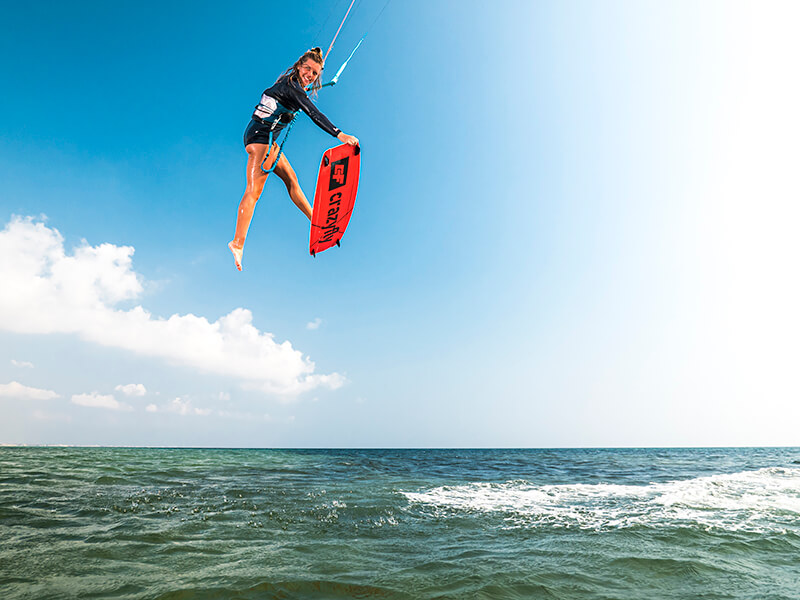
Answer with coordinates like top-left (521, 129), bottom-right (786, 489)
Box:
top-left (1, 447), bottom-right (799, 599)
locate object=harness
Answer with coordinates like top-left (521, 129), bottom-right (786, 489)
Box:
top-left (252, 100), bottom-right (299, 175)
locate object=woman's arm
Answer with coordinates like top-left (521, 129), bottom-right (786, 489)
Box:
top-left (293, 90), bottom-right (341, 138)
top-left (286, 80), bottom-right (359, 146)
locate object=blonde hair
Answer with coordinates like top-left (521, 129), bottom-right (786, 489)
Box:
top-left (282, 47), bottom-right (325, 96)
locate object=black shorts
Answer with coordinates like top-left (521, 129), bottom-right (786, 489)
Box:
top-left (243, 119), bottom-right (283, 147)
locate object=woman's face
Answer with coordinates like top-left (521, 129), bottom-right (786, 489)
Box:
top-left (298, 58), bottom-right (322, 87)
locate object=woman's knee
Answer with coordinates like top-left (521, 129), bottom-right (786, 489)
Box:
top-left (276, 163), bottom-right (298, 186)
top-left (288, 180), bottom-right (303, 195)
top-left (277, 172), bottom-right (300, 195)
top-left (239, 194), bottom-right (258, 210)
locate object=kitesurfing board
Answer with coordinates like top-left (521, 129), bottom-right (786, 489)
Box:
top-left (309, 143), bottom-right (361, 256)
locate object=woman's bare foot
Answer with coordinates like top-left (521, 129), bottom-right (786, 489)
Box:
top-left (228, 241), bottom-right (243, 271)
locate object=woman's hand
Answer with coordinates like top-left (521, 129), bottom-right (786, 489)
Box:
top-left (337, 132), bottom-right (359, 147)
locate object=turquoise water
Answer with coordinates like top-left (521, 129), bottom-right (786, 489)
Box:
top-left (1, 447), bottom-right (799, 599)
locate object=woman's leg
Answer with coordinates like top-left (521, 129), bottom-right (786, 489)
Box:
top-left (229, 142), bottom-right (278, 270)
top-left (274, 153), bottom-right (313, 221)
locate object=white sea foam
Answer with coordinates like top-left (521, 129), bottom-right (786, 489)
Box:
top-left (402, 467), bottom-right (800, 532)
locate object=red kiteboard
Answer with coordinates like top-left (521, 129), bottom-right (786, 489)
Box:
top-left (309, 143), bottom-right (361, 256)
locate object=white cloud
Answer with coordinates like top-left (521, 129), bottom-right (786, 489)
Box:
top-left (145, 404), bottom-right (158, 413)
top-left (163, 397), bottom-right (212, 416)
top-left (71, 392), bottom-right (131, 411)
top-left (0, 381), bottom-right (59, 400)
top-left (306, 318), bottom-right (323, 330)
top-left (11, 360), bottom-right (34, 368)
top-left (0, 216), bottom-right (345, 396)
top-left (115, 383), bottom-right (147, 397)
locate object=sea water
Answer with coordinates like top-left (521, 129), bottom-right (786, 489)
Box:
top-left (1, 447), bottom-right (799, 599)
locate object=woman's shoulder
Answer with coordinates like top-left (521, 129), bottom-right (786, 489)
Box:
top-left (272, 72), bottom-right (296, 86)
top-left (267, 74), bottom-right (303, 95)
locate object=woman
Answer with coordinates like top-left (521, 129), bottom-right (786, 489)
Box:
top-left (229, 47), bottom-right (359, 271)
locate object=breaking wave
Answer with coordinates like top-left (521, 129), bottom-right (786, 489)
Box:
top-left (402, 467), bottom-right (800, 532)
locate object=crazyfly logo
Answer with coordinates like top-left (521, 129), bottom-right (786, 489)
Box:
top-left (328, 157), bottom-right (349, 191)
top-left (320, 192), bottom-right (342, 243)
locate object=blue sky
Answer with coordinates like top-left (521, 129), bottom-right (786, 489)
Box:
top-left (1, 0), bottom-right (799, 447)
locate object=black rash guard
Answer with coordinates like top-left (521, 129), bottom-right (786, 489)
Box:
top-left (251, 74), bottom-right (341, 138)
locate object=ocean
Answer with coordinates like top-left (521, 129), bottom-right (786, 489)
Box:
top-left (1, 447), bottom-right (799, 599)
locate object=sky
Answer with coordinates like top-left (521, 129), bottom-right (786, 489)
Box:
top-left (1, 0), bottom-right (799, 448)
